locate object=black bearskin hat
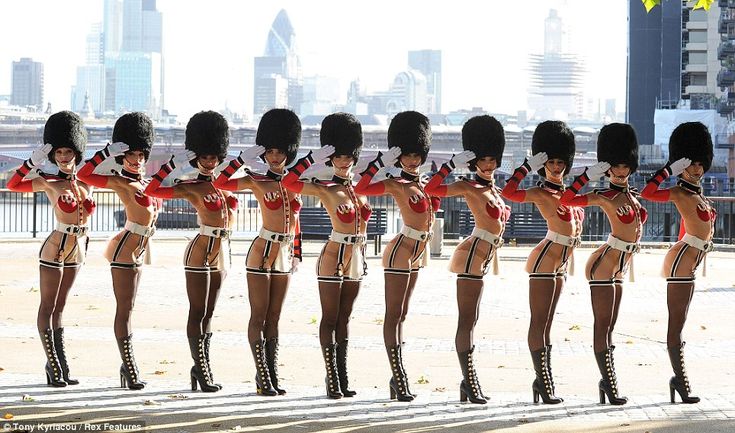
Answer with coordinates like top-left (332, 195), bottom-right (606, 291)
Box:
top-left (320, 112), bottom-right (362, 163)
top-left (185, 111), bottom-right (230, 168)
top-left (112, 112), bottom-right (155, 164)
top-left (44, 111), bottom-right (87, 165)
top-left (668, 121), bottom-right (713, 173)
top-left (256, 108), bottom-right (301, 166)
top-left (597, 123), bottom-right (639, 173)
top-left (462, 115), bottom-right (505, 171)
top-left (531, 120), bottom-right (575, 177)
top-left (387, 111), bottom-right (431, 165)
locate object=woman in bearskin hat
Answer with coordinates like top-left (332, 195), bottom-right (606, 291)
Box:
top-left (144, 111), bottom-right (237, 392)
top-left (560, 122), bottom-right (646, 405)
top-left (8, 111), bottom-right (93, 387)
top-left (354, 110), bottom-right (440, 402)
top-left (77, 112), bottom-right (159, 390)
top-left (424, 115), bottom-right (509, 404)
top-left (641, 122), bottom-right (715, 404)
top-left (502, 120), bottom-right (582, 404)
top-left (281, 112), bottom-right (370, 399)
top-left (213, 108), bottom-right (302, 397)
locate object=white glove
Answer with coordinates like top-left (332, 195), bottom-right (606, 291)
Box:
top-left (171, 150), bottom-right (197, 169)
top-left (374, 147), bottom-right (402, 168)
top-left (585, 161), bottom-right (611, 181)
top-left (526, 152), bottom-right (548, 172)
top-left (668, 157), bottom-right (691, 176)
top-left (29, 143), bottom-right (52, 167)
top-left (300, 162), bottom-right (333, 181)
top-left (449, 150), bottom-right (476, 170)
top-left (102, 142), bottom-right (129, 158)
top-left (238, 145), bottom-right (265, 164)
top-left (308, 145), bottom-right (335, 164)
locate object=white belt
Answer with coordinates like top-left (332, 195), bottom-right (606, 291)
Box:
top-left (259, 227), bottom-right (293, 243)
top-left (545, 230), bottom-right (581, 248)
top-left (682, 233), bottom-right (714, 253)
top-left (606, 234), bottom-right (640, 254)
top-left (329, 230), bottom-right (366, 245)
top-left (401, 225), bottom-right (432, 242)
top-left (56, 222), bottom-right (88, 236)
top-left (200, 224), bottom-right (231, 238)
top-left (125, 220), bottom-right (156, 238)
top-left (471, 228), bottom-right (503, 247)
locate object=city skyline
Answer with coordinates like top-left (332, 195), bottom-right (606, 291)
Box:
top-left (0, 0), bottom-right (628, 122)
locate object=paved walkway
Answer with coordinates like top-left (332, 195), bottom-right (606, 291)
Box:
top-left (1, 238), bottom-right (734, 432)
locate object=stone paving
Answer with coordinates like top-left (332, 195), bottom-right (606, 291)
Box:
top-left (0, 237), bottom-right (734, 432)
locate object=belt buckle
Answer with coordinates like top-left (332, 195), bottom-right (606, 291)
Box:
top-left (628, 243), bottom-right (640, 254)
top-left (572, 238), bottom-right (581, 248)
top-left (494, 238), bottom-right (504, 247)
top-left (704, 242), bottom-right (714, 253)
top-left (147, 226), bottom-right (156, 237)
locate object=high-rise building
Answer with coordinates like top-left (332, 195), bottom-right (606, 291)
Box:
top-left (527, 9), bottom-right (585, 120)
top-left (627, 0), bottom-right (682, 145)
top-left (96, 0), bottom-right (163, 116)
top-left (11, 58), bottom-right (44, 110)
top-left (301, 76), bottom-right (340, 116)
top-left (408, 50), bottom-right (442, 114)
top-left (253, 9), bottom-right (302, 116)
top-left (72, 23), bottom-right (106, 116)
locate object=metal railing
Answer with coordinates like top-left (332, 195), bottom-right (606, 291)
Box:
top-left (2, 182), bottom-right (734, 245)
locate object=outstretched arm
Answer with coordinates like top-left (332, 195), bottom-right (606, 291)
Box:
top-left (8, 144), bottom-right (52, 192)
top-left (560, 162), bottom-right (609, 207)
top-left (502, 152), bottom-right (548, 202)
top-left (424, 151), bottom-right (475, 197)
top-left (354, 148), bottom-right (401, 196)
top-left (77, 142), bottom-right (129, 188)
top-left (281, 147), bottom-right (334, 195)
top-left (144, 152), bottom-right (195, 199)
top-left (641, 158), bottom-right (690, 203)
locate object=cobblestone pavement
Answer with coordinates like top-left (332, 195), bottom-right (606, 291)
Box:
top-left (1, 238), bottom-right (734, 432)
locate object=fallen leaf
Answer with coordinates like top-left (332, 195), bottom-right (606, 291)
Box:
top-left (497, 365), bottom-right (505, 368)
top-left (373, 318), bottom-right (384, 325)
top-left (143, 399), bottom-right (160, 406)
top-left (4, 413), bottom-right (13, 420)
top-left (167, 394), bottom-right (188, 400)
top-left (159, 360), bottom-right (174, 365)
top-left (568, 325), bottom-right (581, 331)
top-left (28, 286), bottom-right (38, 293)
top-left (86, 305), bottom-right (99, 311)
top-left (700, 325), bottom-right (707, 330)
top-left (417, 375), bottom-right (429, 384)
top-left (0, 367), bottom-right (4, 372)
top-left (434, 387), bottom-right (446, 392)
top-left (626, 340), bottom-right (634, 344)
top-left (309, 316), bottom-right (317, 325)
top-left (154, 370), bottom-right (166, 375)
top-left (21, 394), bottom-right (34, 402)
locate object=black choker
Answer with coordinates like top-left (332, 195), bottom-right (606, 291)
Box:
top-left (55, 170), bottom-right (74, 180)
top-left (678, 178), bottom-right (702, 195)
top-left (121, 169), bottom-right (142, 181)
top-left (400, 170), bottom-right (420, 182)
top-left (609, 182), bottom-right (629, 193)
top-left (332, 174), bottom-right (352, 186)
top-left (266, 170), bottom-right (283, 181)
top-left (539, 180), bottom-right (565, 192)
top-left (474, 174), bottom-right (494, 187)
top-left (197, 173), bottom-right (213, 182)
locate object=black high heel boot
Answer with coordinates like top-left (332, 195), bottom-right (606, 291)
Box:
top-left (188, 335), bottom-right (220, 392)
top-left (546, 345), bottom-right (556, 397)
top-left (399, 343), bottom-right (417, 398)
top-left (40, 329), bottom-right (67, 387)
top-left (458, 346), bottom-right (487, 404)
top-left (203, 333), bottom-right (222, 390)
top-left (595, 346), bottom-right (627, 405)
top-left (336, 340), bottom-right (356, 397)
top-left (251, 340), bottom-right (278, 396)
top-left (323, 343), bottom-right (343, 399)
top-left (265, 338), bottom-right (286, 395)
top-left (530, 347), bottom-right (562, 404)
top-left (668, 342), bottom-right (700, 404)
top-left (52, 328), bottom-right (78, 385)
top-left (117, 334), bottom-right (146, 390)
top-left (387, 345), bottom-right (414, 402)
